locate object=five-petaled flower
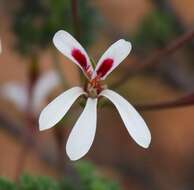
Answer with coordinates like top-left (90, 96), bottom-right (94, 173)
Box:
top-left (39, 30), bottom-right (151, 161)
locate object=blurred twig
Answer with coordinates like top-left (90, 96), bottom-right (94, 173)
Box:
top-left (111, 28), bottom-right (194, 89)
top-left (71, 0), bottom-right (85, 84)
top-left (71, 0), bottom-right (80, 40)
top-left (100, 90), bottom-right (194, 111)
top-left (54, 127), bottom-right (65, 173)
top-left (15, 55), bottom-right (39, 181)
top-left (52, 49), bottom-right (69, 88)
top-left (135, 92), bottom-right (194, 111)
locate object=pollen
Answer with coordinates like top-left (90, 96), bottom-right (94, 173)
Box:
top-left (85, 78), bottom-right (107, 98)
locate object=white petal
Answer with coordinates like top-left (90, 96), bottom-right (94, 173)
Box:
top-left (100, 89), bottom-right (151, 148)
top-left (32, 71), bottom-right (61, 112)
top-left (39, 87), bottom-right (85, 131)
top-left (66, 98), bottom-right (97, 161)
top-left (53, 30), bottom-right (93, 78)
top-left (94, 39), bottom-right (132, 80)
top-left (0, 83), bottom-right (28, 111)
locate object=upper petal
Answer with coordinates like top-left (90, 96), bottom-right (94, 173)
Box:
top-left (93, 39), bottom-right (132, 80)
top-left (53, 30), bottom-right (93, 79)
top-left (32, 71), bottom-right (61, 113)
top-left (0, 83), bottom-right (28, 111)
top-left (66, 98), bottom-right (97, 161)
top-left (100, 89), bottom-right (151, 148)
top-left (39, 87), bottom-right (85, 131)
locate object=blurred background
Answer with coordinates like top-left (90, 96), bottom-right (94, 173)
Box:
top-left (1, 0), bottom-right (194, 189)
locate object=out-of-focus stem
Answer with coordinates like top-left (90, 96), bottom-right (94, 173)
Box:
top-left (15, 118), bottom-right (34, 182)
top-left (52, 49), bottom-right (69, 88)
top-left (54, 124), bottom-right (82, 189)
top-left (135, 92), bottom-right (194, 111)
top-left (71, 0), bottom-right (83, 83)
top-left (15, 55), bottom-right (39, 182)
top-left (54, 127), bottom-right (66, 174)
top-left (71, 0), bottom-right (80, 40)
top-left (99, 90), bottom-right (194, 111)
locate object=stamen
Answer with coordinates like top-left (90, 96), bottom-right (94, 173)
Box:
top-left (72, 49), bottom-right (88, 71)
top-left (96, 58), bottom-right (113, 78)
top-left (86, 77), bottom-right (107, 98)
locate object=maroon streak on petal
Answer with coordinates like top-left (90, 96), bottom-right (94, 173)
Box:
top-left (72, 49), bottom-right (88, 71)
top-left (96, 58), bottom-right (113, 78)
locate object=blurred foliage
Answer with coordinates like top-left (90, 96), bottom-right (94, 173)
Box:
top-left (74, 161), bottom-right (120, 190)
top-left (12, 0), bottom-right (100, 55)
top-left (0, 177), bottom-right (16, 190)
top-left (132, 10), bottom-right (180, 52)
top-left (0, 161), bottom-right (121, 190)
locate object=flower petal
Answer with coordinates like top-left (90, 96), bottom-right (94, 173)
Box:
top-left (39, 87), bottom-right (85, 131)
top-left (93, 39), bottom-right (132, 80)
top-left (53, 30), bottom-right (93, 78)
top-left (66, 98), bottom-right (97, 161)
top-left (100, 89), bottom-right (151, 148)
top-left (32, 71), bottom-right (61, 113)
top-left (0, 83), bottom-right (28, 111)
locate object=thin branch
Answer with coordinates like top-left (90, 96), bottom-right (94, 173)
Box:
top-left (15, 55), bottom-right (39, 181)
top-left (71, 0), bottom-right (84, 83)
top-left (111, 28), bottom-right (194, 89)
top-left (52, 49), bottom-right (69, 88)
top-left (54, 127), bottom-right (65, 172)
top-left (135, 92), bottom-right (194, 111)
top-left (71, 0), bottom-right (80, 40)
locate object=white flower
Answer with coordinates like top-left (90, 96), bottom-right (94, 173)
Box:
top-left (39, 30), bottom-right (151, 161)
top-left (0, 71), bottom-right (60, 114)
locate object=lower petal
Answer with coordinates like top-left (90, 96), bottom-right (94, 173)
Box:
top-left (39, 87), bottom-right (85, 131)
top-left (66, 98), bottom-right (97, 161)
top-left (100, 89), bottom-right (151, 148)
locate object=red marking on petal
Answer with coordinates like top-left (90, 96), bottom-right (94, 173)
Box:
top-left (96, 58), bottom-right (113, 78)
top-left (72, 49), bottom-right (88, 71)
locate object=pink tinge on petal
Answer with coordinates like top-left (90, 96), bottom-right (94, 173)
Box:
top-left (96, 58), bottom-right (113, 78)
top-left (72, 49), bottom-right (88, 71)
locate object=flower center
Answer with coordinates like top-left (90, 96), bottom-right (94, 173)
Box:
top-left (85, 77), bottom-right (107, 98)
